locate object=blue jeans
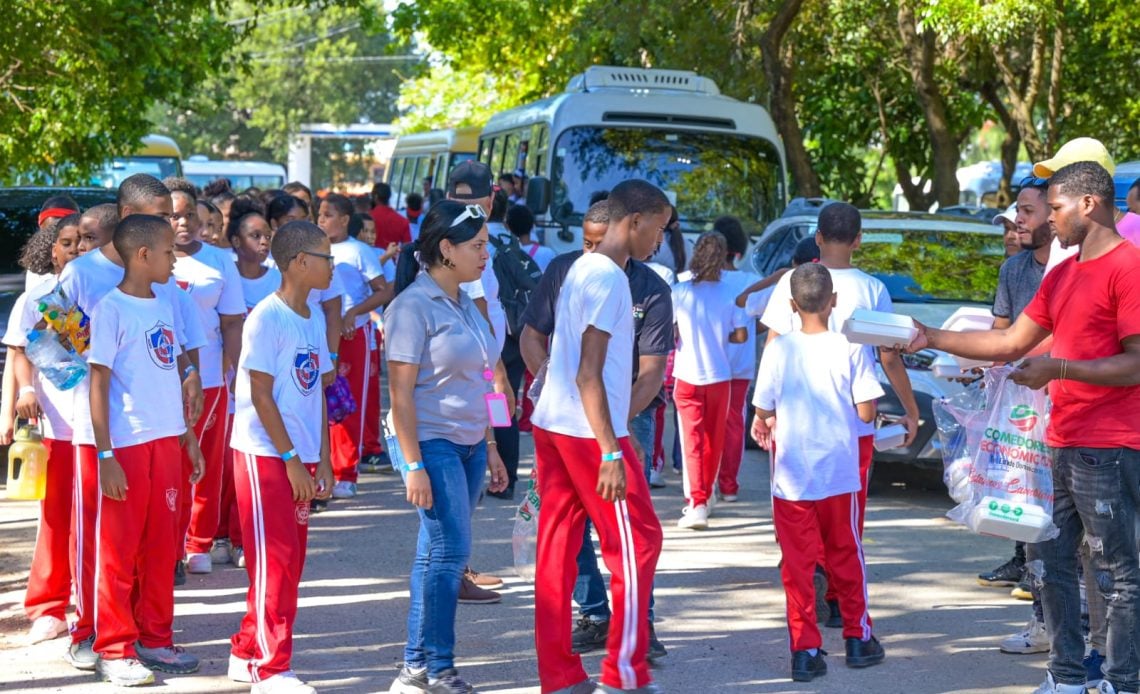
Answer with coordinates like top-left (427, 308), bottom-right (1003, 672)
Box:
top-left (1028, 447), bottom-right (1140, 691)
top-left (402, 438), bottom-right (487, 677)
top-left (573, 408), bottom-right (657, 622)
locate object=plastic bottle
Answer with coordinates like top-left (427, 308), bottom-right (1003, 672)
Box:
top-left (24, 329), bottom-right (87, 391)
top-left (7, 422), bottom-right (48, 500)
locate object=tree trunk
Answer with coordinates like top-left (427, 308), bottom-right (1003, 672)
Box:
top-left (992, 23), bottom-right (1047, 162)
top-left (1045, 0), bottom-right (1065, 153)
top-left (981, 82), bottom-right (1021, 207)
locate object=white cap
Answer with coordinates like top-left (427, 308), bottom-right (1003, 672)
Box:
top-left (992, 203), bottom-right (1017, 226)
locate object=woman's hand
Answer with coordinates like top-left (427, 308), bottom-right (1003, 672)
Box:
top-left (406, 469), bottom-right (433, 509)
top-left (487, 445), bottom-right (509, 493)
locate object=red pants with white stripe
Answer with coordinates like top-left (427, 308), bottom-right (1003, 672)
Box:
top-left (824, 435), bottom-right (874, 602)
top-left (180, 386), bottom-right (229, 556)
top-left (216, 414), bottom-right (243, 548)
top-left (716, 378), bottom-right (751, 496)
top-left (330, 326), bottom-right (381, 482)
top-left (24, 438), bottom-right (74, 622)
top-left (674, 379), bottom-right (731, 507)
top-left (70, 444), bottom-right (100, 644)
top-left (533, 429), bottom-right (662, 692)
top-left (773, 491), bottom-right (873, 651)
top-left (230, 452), bottom-right (313, 681)
top-left (94, 437), bottom-right (182, 660)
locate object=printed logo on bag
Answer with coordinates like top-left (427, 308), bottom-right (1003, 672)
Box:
top-left (145, 322), bottom-right (177, 369)
top-left (1008, 404), bottom-right (1039, 433)
top-left (165, 488), bottom-right (178, 512)
top-left (291, 345), bottom-right (320, 395)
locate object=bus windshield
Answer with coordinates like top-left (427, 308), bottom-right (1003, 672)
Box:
top-left (551, 127), bottom-right (784, 234)
top-left (91, 156), bottom-right (181, 189)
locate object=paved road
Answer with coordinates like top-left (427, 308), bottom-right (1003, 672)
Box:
top-left (0, 434), bottom-right (1047, 693)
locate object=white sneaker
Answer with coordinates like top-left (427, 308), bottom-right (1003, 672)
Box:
top-left (231, 545), bottom-right (246, 568)
top-left (649, 469), bottom-right (666, 488)
top-left (96, 657), bottom-right (155, 687)
top-left (252, 671), bottom-right (316, 693)
top-left (1095, 681), bottom-right (1118, 694)
top-left (720, 493), bottom-right (738, 503)
top-left (27, 615), bottom-right (68, 644)
top-left (999, 618), bottom-right (1050, 654)
top-left (228, 653), bottom-right (252, 683)
top-left (1032, 672), bottom-right (1086, 694)
top-left (210, 539), bottom-right (233, 564)
top-left (677, 504), bottom-right (709, 530)
top-left (185, 552), bottom-right (213, 574)
top-left (332, 481), bottom-right (357, 499)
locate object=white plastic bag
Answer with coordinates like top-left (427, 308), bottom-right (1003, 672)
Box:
top-left (512, 479), bottom-right (541, 582)
top-left (941, 365), bottom-right (1059, 543)
top-left (933, 381), bottom-right (988, 503)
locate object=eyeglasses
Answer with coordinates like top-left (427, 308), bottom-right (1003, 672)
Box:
top-left (450, 204), bottom-right (486, 228)
top-left (1018, 175), bottom-right (1049, 187)
top-left (302, 250), bottom-right (335, 263)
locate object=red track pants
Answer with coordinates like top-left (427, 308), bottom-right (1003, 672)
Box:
top-left (24, 438), bottom-right (74, 622)
top-left (230, 452), bottom-right (313, 682)
top-left (716, 379), bottom-right (751, 496)
top-left (674, 379), bottom-right (731, 507)
top-left (93, 437), bottom-right (182, 660)
top-left (216, 413), bottom-right (242, 548)
top-left (532, 428), bottom-right (662, 693)
top-left (70, 444), bottom-right (99, 644)
top-left (330, 326), bottom-right (381, 483)
top-left (180, 386), bottom-right (229, 556)
top-left (824, 435), bottom-right (874, 602)
top-left (773, 491), bottom-right (873, 651)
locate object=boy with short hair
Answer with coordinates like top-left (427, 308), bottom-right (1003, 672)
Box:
top-left (88, 214), bottom-right (206, 686)
top-left (227, 221), bottom-right (335, 694)
top-left (752, 263), bottom-right (886, 683)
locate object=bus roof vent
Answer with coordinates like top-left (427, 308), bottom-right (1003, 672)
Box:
top-left (566, 66), bottom-right (721, 96)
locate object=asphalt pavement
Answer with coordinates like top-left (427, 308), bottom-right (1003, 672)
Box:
top-left (0, 433), bottom-right (1049, 693)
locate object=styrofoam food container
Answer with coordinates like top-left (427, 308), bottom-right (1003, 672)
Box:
top-left (968, 495), bottom-right (1054, 543)
top-left (932, 353), bottom-right (965, 379)
top-left (841, 309), bottom-right (918, 348)
top-left (873, 423), bottom-right (908, 451)
top-left (940, 308), bottom-right (995, 370)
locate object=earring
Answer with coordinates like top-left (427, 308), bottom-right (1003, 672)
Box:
top-left (442, 257), bottom-right (456, 269)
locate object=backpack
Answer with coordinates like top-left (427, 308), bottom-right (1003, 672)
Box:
top-left (489, 232), bottom-right (544, 337)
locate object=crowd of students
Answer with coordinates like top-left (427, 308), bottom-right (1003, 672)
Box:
top-left (5, 138), bottom-right (1140, 694)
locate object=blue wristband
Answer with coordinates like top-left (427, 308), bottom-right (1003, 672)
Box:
top-left (601, 451), bottom-right (623, 462)
top-left (182, 364), bottom-right (198, 379)
top-left (281, 449), bottom-right (298, 462)
top-left (330, 352), bottom-right (339, 361)
top-left (404, 461), bottom-right (424, 472)
top-left (97, 450), bottom-right (115, 461)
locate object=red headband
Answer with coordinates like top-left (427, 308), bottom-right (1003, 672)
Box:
top-left (38, 208), bottom-right (76, 227)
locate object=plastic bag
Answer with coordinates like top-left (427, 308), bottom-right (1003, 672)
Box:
top-left (933, 380), bottom-right (988, 503)
top-left (324, 374), bottom-right (357, 424)
top-left (940, 365), bottom-right (1058, 543)
top-left (512, 479), bottom-right (541, 582)
top-left (33, 283), bottom-right (90, 356)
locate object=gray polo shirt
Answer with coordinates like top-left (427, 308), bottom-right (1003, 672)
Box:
top-left (383, 271), bottom-right (502, 445)
top-left (993, 250), bottom-right (1046, 320)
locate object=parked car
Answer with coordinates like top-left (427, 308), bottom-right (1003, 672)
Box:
top-left (747, 198), bottom-right (1003, 484)
top-left (0, 187), bottom-right (118, 274)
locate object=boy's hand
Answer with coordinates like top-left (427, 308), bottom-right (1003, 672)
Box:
top-left (596, 458), bottom-right (627, 503)
top-left (314, 460), bottom-right (334, 500)
top-left (340, 312), bottom-right (358, 339)
top-left (405, 469), bottom-right (432, 509)
top-left (15, 391), bottom-right (41, 420)
top-left (487, 446), bottom-right (509, 493)
top-left (183, 370), bottom-right (204, 425)
top-left (100, 456), bottom-right (128, 500)
top-left (751, 415), bottom-right (776, 451)
top-left (285, 458), bottom-right (316, 502)
top-left (182, 433), bottom-right (205, 484)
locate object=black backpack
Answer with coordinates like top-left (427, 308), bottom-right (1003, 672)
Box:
top-left (489, 232), bottom-right (544, 337)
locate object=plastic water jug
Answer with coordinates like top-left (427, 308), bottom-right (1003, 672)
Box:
top-left (6, 422), bottom-right (48, 500)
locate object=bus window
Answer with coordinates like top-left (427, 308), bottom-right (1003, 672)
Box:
top-left (387, 158), bottom-right (406, 198)
top-left (480, 137), bottom-right (498, 171)
top-left (501, 133), bottom-right (520, 177)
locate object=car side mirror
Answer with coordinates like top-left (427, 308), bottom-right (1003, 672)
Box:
top-left (527, 177), bottom-right (551, 215)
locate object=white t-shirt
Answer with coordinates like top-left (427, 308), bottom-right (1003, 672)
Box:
top-left (1044, 237), bottom-right (1080, 276)
top-left (753, 331), bottom-right (885, 501)
top-left (671, 278), bottom-right (750, 385)
top-left (25, 270), bottom-right (52, 291)
top-left (174, 244), bottom-right (245, 388)
top-left (746, 285), bottom-right (776, 319)
top-left (331, 237), bottom-right (384, 329)
top-left (230, 295), bottom-right (332, 463)
top-left (522, 241), bottom-right (557, 273)
top-left (238, 265), bottom-right (344, 315)
top-left (721, 270), bottom-right (761, 380)
top-left (761, 266), bottom-right (891, 436)
top-left (2, 284), bottom-right (74, 440)
top-left (87, 289), bottom-right (187, 448)
top-left (461, 240), bottom-right (507, 352)
top-left (531, 253), bottom-right (633, 438)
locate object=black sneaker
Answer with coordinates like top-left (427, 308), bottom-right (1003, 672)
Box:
top-left (174, 560), bottom-right (186, 587)
top-left (486, 484), bottom-right (516, 501)
top-left (845, 636), bottom-right (885, 668)
top-left (310, 498), bottom-right (328, 514)
top-left (648, 623), bottom-right (667, 662)
top-left (1010, 572), bottom-right (1033, 600)
top-left (396, 664), bottom-right (429, 691)
top-left (426, 667), bottom-right (473, 693)
top-left (791, 649), bottom-right (827, 682)
top-left (825, 599), bottom-right (842, 629)
top-left (571, 617), bottom-right (610, 654)
top-left (977, 556), bottom-right (1025, 587)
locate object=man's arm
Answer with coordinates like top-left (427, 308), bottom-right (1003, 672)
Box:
top-left (577, 326), bottom-right (625, 503)
top-left (1012, 335), bottom-right (1140, 390)
top-left (912, 312), bottom-right (1051, 363)
top-left (520, 325), bottom-right (549, 376)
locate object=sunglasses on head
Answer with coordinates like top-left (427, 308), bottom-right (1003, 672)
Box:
top-left (450, 204), bottom-right (486, 228)
top-left (1018, 175), bottom-right (1049, 187)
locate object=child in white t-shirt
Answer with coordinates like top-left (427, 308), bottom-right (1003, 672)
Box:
top-left (227, 221), bottom-right (334, 693)
top-left (752, 263), bottom-right (885, 683)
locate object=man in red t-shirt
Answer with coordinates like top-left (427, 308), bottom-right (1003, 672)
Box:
top-left (369, 182), bottom-right (411, 250)
top-left (908, 161), bottom-right (1140, 694)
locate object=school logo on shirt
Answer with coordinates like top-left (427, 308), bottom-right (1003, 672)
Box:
top-left (1009, 404), bottom-right (1040, 433)
top-left (291, 346), bottom-right (321, 395)
top-left (145, 322), bottom-right (177, 370)
top-left (176, 279), bottom-right (193, 292)
top-left (295, 502), bottom-right (310, 526)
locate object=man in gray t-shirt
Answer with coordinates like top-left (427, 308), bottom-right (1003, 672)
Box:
top-left (992, 184), bottom-right (1052, 329)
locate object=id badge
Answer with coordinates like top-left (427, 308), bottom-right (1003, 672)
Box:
top-left (485, 392), bottom-right (512, 428)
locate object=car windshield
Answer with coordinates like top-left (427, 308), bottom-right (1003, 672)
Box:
top-left (551, 127), bottom-right (784, 235)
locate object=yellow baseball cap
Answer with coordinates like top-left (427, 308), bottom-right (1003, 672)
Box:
top-left (1033, 137), bottom-right (1116, 177)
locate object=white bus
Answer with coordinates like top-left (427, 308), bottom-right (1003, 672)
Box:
top-left (478, 66), bottom-right (787, 254)
top-left (183, 157), bottom-right (288, 192)
top-left (386, 127), bottom-right (480, 209)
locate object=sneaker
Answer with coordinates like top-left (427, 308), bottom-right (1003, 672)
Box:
top-left (1032, 672), bottom-right (1088, 694)
top-left (677, 504), bottom-right (709, 530)
top-left (813, 567), bottom-right (829, 624)
top-left (332, 481), bottom-right (357, 499)
top-left (978, 556), bottom-right (1025, 587)
top-left (648, 469), bottom-right (666, 488)
top-left (486, 485), bottom-right (516, 501)
top-left (310, 498), bottom-right (328, 514)
top-left (791, 649), bottom-right (827, 682)
top-left (426, 668), bottom-right (474, 694)
top-left (231, 545), bottom-right (246, 568)
top-left (463, 566), bottom-right (504, 589)
top-left (96, 657), bottom-right (155, 687)
top-left (1011, 573), bottom-right (1034, 600)
top-left (1093, 681), bottom-right (1118, 694)
top-left (457, 576), bottom-right (501, 604)
top-left (720, 493), bottom-right (738, 503)
top-left (1084, 649), bottom-right (1105, 689)
top-left (647, 623), bottom-right (667, 661)
top-left (999, 618), bottom-right (1050, 654)
top-left (174, 559), bottom-right (186, 586)
top-left (64, 636), bottom-right (97, 671)
top-left (185, 552), bottom-right (212, 574)
top-left (134, 643), bottom-right (200, 674)
top-left (252, 671), bottom-right (316, 693)
top-left (844, 635), bottom-right (885, 668)
top-left (210, 538), bottom-right (233, 564)
top-left (571, 617), bottom-right (610, 654)
top-left (27, 615), bottom-right (68, 644)
top-left (228, 653), bottom-right (252, 683)
top-left (359, 452), bottom-right (390, 474)
top-left (391, 664), bottom-right (429, 693)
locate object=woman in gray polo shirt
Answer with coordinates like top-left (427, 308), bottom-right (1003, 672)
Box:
top-left (383, 199), bottom-right (509, 694)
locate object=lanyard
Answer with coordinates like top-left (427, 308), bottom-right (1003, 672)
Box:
top-left (442, 297), bottom-right (494, 385)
